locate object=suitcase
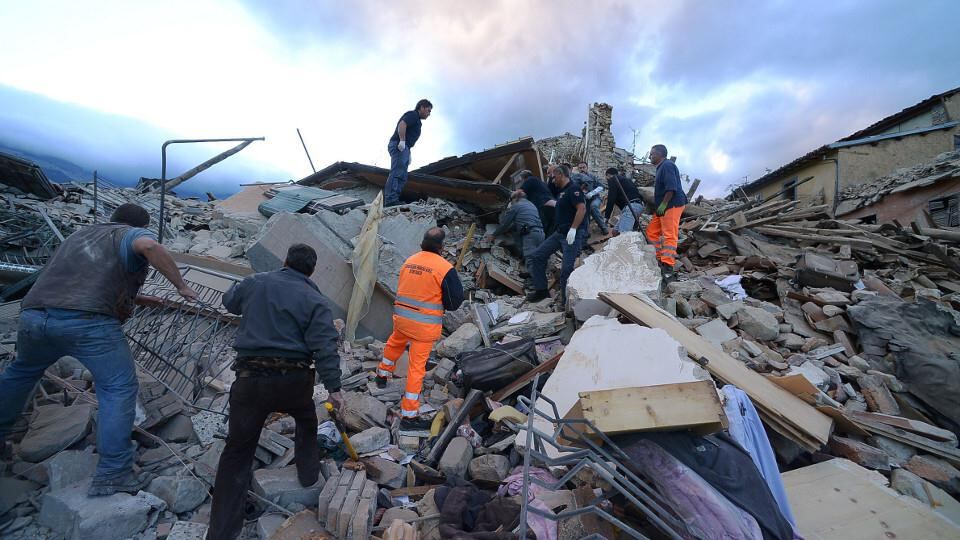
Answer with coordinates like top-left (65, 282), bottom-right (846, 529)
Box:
top-left (794, 252), bottom-right (860, 292)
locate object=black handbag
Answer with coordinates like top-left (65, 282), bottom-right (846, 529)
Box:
top-left (457, 337), bottom-right (538, 391)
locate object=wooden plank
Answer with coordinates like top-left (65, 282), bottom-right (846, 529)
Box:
top-left (848, 411), bottom-right (958, 444)
top-left (599, 292), bottom-right (833, 449)
top-left (490, 352), bottom-right (563, 402)
top-left (485, 263), bottom-right (524, 294)
top-left (783, 458), bottom-right (960, 539)
top-left (389, 485), bottom-right (440, 498)
top-left (454, 223), bottom-right (476, 271)
top-left (850, 417), bottom-right (960, 467)
top-left (491, 152), bottom-right (520, 185)
top-left (567, 381), bottom-right (727, 435)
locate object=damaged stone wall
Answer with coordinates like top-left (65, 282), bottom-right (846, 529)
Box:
top-left (534, 102), bottom-right (636, 177)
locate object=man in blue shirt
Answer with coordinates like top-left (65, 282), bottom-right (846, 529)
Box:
top-left (0, 204), bottom-right (197, 496)
top-left (527, 164), bottom-right (587, 304)
top-left (647, 144), bottom-right (687, 278)
top-left (384, 99), bottom-right (433, 207)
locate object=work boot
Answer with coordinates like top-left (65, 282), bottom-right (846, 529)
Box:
top-left (375, 376), bottom-right (389, 389)
top-left (87, 470), bottom-right (154, 497)
top-left (399, 416), bottom-right (433, 431)
top-left (526, 289), bottom-right (549, 302)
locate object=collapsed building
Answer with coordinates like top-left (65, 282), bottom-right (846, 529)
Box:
top-left (1, 101), bottom-right (960, 540)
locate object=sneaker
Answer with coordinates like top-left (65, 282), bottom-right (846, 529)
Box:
top-left (525, 289), bottom-right (549, 302)
top-left (375, 376), bottom-right (388, 389)
top-left (399, 416), bottom-right (433, 431)
top-left (87, 471), bottom-right (154, 497)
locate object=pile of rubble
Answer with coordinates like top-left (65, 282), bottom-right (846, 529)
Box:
top-left (836, 150), bottom-right (960, 217)
top-left (3, 120), bottom-right (960, 539)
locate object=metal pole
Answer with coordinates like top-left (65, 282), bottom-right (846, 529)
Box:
top-left (93, 170), bottom-right (98, 224)
top-left (296, 128), bottom-right (316, 173)
top-left (158, 137), bottom-right (264, 244)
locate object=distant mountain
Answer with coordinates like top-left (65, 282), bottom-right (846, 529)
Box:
top-left (0, 142), bottom-right (98, 185)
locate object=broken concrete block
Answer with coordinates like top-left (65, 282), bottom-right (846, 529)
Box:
top-left (350, 496), bottom-right (374, 540)
top-left (255, 513), bottom-right (287, 539)
top-left (379, 506), bottom-right (418, 526)
top-left (891, 469), bottom-right (960, 527)
top-left (695, 318), bottom-right (737, 348)
top-left (435, 323), bottom-right (482, 358)
top-left (489, 311), bottom-right (566, 340)
top-left (788, 361), bottom-right (831, 389)
top-left (735, 305), bottom-right (780, 341)
top-left (438, 437), bottom-right (474, 478)
top-left (867, 436), bottom-right (916, 467)
top-left (166, 521), bottom-right (208, 540)
top-left (349, 426), bottom-right (390, 455)
top-left (828, 436), bottom-right (890, 471)
top-left (666, 279), bottom-right (702, 298)
top-left (20, 403), bottom-right (94, 462)
top-left (361, 456), bottom-right (405, 489)
top-left (566, 232), bottom-right (660, 321)
top-left (155, 413), bottom-right (198, 444)
top-left (341, 392), bottom-right (388, 432)
top-left (270, 509), bottom-right (327, 540)
top-left (468, 454), bottom-right (511, 483)
top-left (39, 481), bottom-right (166, 540)
top-left (146, 474), bottom-right (208, 514)
top-left (905, 455), bottom-right (960, 495)
top-left (715, 301), bottom-right (743, 320)
top-left (195, 440), bottom-right (225, 483)
top-left (0, 477), bottom-right (39, 514)
top-left (432, 357), bottom-right (457, 383)
top-left (46, 447), bottom-right (98, 490)
top-left (253, 466), bottom-right (325, 508)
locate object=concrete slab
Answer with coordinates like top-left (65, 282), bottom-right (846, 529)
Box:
top-left (39, 480), bottom-right (166, 540)
top-left (567, 232), bottom-right (661, 321)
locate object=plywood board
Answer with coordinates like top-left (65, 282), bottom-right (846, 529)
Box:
top-left (566, 381), bottom-right (726, 435)
top-left (600, 292), bottom-right (833, 449)
top-left (783, 458), bottom-right (960, 539)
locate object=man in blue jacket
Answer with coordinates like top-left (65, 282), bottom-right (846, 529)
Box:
top-left (384, 99), bottom-right (433, 206)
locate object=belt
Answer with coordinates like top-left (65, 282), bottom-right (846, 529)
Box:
top-left (236, 368), bottom-right (312, 378)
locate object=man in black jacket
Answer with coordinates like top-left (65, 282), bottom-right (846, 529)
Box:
top-left (208, 244), bottom-right (342, 540)
top-left (604, 167), bottom-right (645, 235)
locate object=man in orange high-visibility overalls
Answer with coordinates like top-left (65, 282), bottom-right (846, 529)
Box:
top-left (646, 144), bottom-right (687, 281)
top-left (375, 228), bottom-right (464, 430)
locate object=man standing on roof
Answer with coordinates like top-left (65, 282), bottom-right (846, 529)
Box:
top-left (512, 169), bottom-right (556, 236)
top-left (375, 228), bottom-right (464, 430)
top-left (526, 164), bottom-right (587, 304)
top-left (647, 144), bottom-right (687, 279)
top-left (208, 243), bottom-right (342, 540)
top-left (384, 99), bottom-right (433, 207)
top-left (604, 167), bottom-right (645, 235)
top-left (0, 203), bottom-right (198, 496)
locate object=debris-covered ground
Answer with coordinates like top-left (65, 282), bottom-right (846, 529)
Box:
top-left (2, 123), bottom-right (960, 538)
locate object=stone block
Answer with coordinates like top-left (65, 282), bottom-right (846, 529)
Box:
top-left (269, 510), bottom-right (327, 540)
top-left (438, 437), bottom-right (474, 478)
top-left (416, 489), bottom-right (442, 540)
top-left (0, 477), bottom-right (39, 514)
top-left (436, 323), bottom-right (482, 358)
top-left (905, 455), bottom-right (960, 495)
top-left (39, 480), bottom-right (166, 540)
top-left (350, 426), bottom-right (390, 454)
top-left (341, 392), bottom-right (388, 432)
top-left (253, 466), bottom-right (325, 509)
top-left (735, 305), bottom-right (780, 341)
top-left (195, 440), bottom-right (225, 483)
top-left (828, 436), bottom-right (890, 471)
top-left (256, 513), bottom-right (287, 540)
top-left (316, 471), bottom-right (341, 520)
top-left (46, 447), bottom-right (99, 490)
top-left (379, 506), bottom-right (418, 526)
top-left (350, 497), bottom-right (374, 540)
top-left (468, 454), bottom-right (511, 483)
top-left (666, 279), bottom-right (702, 298)
top-left (695, 318), bottom-right (737, 348)
top-left (362, 456), bottom-right (405, 489)
top-left (20, 403), bottom-right (94, 462)
top-left (166, 521), bottom-right (208, 540)
top-left (146, 474), bottom-right (208, 514)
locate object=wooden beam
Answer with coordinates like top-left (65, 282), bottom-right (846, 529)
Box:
top-left (454, 223), bottom-right (476, 271)
top-left (491, 352), bottom-right (563, 402)
top-left (485, 263), bottom-right (524, 294)
top-left (599, 292), bottom-right (833, 450)
top-left (492, 152), bottom-right (521, 185)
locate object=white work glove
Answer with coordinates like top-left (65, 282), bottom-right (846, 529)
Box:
top-left (398, 140), bottom-right (407, 152)
top-left (566, 228), bottom-right (576, 245)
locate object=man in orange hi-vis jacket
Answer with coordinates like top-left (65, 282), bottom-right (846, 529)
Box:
top-left (646, 144), bottom-right (687, 280)
top-left (375, 228), bottom-right (464, 430)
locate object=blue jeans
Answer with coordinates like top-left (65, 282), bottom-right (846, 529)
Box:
top-left (588, 198), bottom-right (608, 234)
top-left (384, 141), bottom-right (411, 205)
top-left (617, 202), bottom-right (645, 233)
top-left (529, 228), bottom-right (586, 301)
top-left (0, 308), bottom-right (138, 479)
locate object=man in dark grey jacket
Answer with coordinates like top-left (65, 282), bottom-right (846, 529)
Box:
top-left (485, 192), bottom-right (544, 271)
top-left (208, 244), bottom-right (342, 540)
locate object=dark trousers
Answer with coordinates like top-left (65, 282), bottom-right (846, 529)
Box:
top-left (529, 228), bottom-right (586, 302)
top-left (539, 206), bottom-right (556, 237)
top-left (207, 371), bottom-right (319, 540)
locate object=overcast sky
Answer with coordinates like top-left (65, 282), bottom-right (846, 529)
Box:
top-left (1, 0), bottom-right (957, 197)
